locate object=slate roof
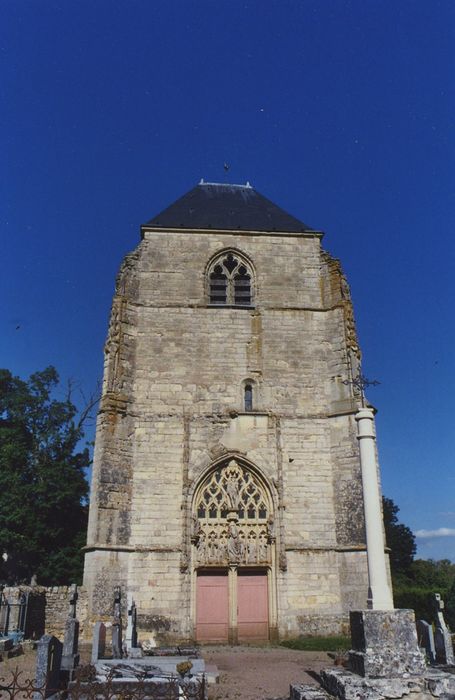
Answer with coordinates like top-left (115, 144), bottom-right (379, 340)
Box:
top-left (144, 182), bottom-right (312, 233)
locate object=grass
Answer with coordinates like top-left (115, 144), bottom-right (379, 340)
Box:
top-left (280, 635), bottom-right (351, 651)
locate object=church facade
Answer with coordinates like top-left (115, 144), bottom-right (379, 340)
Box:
top-left (83, 181), bottom-right (375, 643)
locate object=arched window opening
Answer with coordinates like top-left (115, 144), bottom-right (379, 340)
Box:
top-left (244, 384), bottom-right (253, 412)
top-left (209, 265), bottom-right (227, 304)
top-left (208, 252), bottom-right (253, 306)
top-left (234, 265), bottom-right (251, 305)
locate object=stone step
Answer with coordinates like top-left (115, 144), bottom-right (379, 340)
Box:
top-left (290, 684), bottom-right (332, 700)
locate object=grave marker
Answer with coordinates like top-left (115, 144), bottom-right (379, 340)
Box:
top-left (91, 621), bottom-right (106, 663)
top-left (61, 584), bottom-right (80, 676)
top-left (433, 593), bottom-right (455, 665)
top-left (34, 635), bottom-right (62, 700)
top-left (416, 619), bottom-right (436, 664)
top-left (112, 586), bottom-right (122, 659)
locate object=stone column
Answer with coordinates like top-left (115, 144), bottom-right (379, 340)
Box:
top-left (228, 566), bottom-right (237, 645)
top-left (355, 407), bottom-right (393, 610)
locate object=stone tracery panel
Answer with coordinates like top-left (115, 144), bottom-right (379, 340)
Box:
top-left (192, 459), bottom-right (274, 567)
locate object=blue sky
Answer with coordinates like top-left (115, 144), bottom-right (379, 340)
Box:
top-left (2, 0), bottom-right (454, 561)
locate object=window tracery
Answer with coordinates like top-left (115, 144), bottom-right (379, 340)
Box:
top-left (192, 459), bottom-right (274, 567)
top-left (208, 252), bottom-right (253, 306)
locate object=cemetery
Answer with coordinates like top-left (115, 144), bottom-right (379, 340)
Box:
top-left (1, 575), bottom-right (455, 699)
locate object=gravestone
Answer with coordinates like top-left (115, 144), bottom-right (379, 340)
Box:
top-left (126, 595), bottom-right (138, 653)
top-left (433, 593), bottom-right (455, 665)
top-left (293, 607), bottom-right (455, 699)
top-left (34, 635), bottom-right (62, 700)
top-left (435, 626), bottom-right (454, 666)
top-left (112, 586), bottom-right (122, 659)
top-left (0, 637), bottom-right (13, 652)
top-left (348, 609), bottom-right (426, 678)
top-left (416, 619), bottom-right (436, 664)
top-left (91, 621), bottom-right (106, 663)
top-left (61, 584), bottom-right (80, 675)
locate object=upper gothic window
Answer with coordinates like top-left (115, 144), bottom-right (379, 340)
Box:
top-left (208, 252), bottom-right (253, 306)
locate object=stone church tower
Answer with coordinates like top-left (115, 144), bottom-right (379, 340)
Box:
top-left (84, 181), bottom-right (373, 643)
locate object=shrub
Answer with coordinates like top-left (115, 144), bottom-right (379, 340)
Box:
top-left (393, 586), bottom-right (450, 622)
top-left (280, 635), bottom-right (351, 651)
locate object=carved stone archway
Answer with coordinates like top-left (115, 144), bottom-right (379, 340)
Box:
top-left (191, 458), bottom-right (277, 643)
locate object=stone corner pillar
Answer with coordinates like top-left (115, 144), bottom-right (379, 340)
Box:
top-left (355, 407), bottom-right (393, 611)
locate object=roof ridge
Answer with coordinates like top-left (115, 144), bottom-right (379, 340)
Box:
top-left (198, 179), bottom-right (253, 188)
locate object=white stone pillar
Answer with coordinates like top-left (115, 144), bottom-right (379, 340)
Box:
top-left (355, 407), bottom-right (394, 610)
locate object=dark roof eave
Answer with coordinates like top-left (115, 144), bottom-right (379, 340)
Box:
top-left (140, 225), bottom-right (325, 240)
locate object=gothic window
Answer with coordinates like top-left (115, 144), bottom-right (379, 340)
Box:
top-left (244, 384), bottom-right (253, 412)
top-left (192, 459), bottom-right (274, 567)
top-left (208, 252), bottom-right (253, 306)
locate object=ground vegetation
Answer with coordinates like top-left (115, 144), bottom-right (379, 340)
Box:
top-left (280, 635), bottom-right (350, 651)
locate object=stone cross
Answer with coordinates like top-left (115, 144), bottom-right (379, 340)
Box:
top-left (125, 594), bottom-right (138, 652)
top-left (34, 635), bottom-right (63, 700)
top-left (91, 621), bottom-right (106, 663)
top-left (112, 586), bottom-right (123, 659)
top-left (68, 583), bottom-right (78, 619)
top-left (61, 585), bottom-right (80, 676)
top-left (61, 617), bottom-right (80, 673)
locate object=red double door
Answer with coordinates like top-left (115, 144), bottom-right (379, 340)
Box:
top-left (196, 569), bottom-right (268, 642)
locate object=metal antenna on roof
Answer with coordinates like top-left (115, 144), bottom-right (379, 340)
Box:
top-left (223, 162), bottom-right (231, 184)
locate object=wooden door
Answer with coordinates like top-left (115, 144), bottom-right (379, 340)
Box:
top-left (196, 570), bottom-right (229, 642)
top-left (237, 570), bottom-right (269, 641)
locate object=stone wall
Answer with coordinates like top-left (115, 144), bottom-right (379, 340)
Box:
top-left (83, 223), bottom-right (379, 642)
top-left (2, 586), bottom-right (89, 640)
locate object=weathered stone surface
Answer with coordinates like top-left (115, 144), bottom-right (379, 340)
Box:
top-left (321, 667), bottom-right (428, 699)
top-left (83, 191), bottom-right (387, 641)
top-left (2, 585), bottom-right (89, 640)
top-left (91, 621), bottom-right (106, 663)
top-left (416, 619), bottom-right (436, 664)
top-left (0, 637), bottom-right (13, 652)
top-left (290, 683), bottom-right (333, 699)
top-left (434, 626), bottom-right (455, 665)
top-left (61, 617), bottom-right (80, 671)
top-left (34, 634), bottom-right (62, 699)
top-left (316, 665), bottom-right (455, 700)
top-left (96, 656), bottom-right (206, 675)
top-left (425, 668), bottom-right (455, 697)
top-left (349, 609), bottom-right (426, 678)
top-left (112, 586), bottom-right (123, 659)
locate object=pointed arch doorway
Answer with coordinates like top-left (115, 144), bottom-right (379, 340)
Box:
top-left (192, 458), bottom-right (277, 643)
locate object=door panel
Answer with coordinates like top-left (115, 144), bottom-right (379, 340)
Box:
top-left (237, 570), bottom-right (268, 641)
top-left (196, 571), bottom-right (229, 642)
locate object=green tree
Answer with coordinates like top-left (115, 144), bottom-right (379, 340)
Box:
top-left (410, 558), bottom-right (455, 591)
top-left (0, 367), bottom-right (92, 585)
top-left (382, 496), bottom-right (416, 581)
top-left (446, 576), bottom-right (455, 630)
top-left (382, 496), bottom-right (455, 621)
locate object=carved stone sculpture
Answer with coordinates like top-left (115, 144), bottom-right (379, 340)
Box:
top-left (193, 460), bottom-right (272, 567)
